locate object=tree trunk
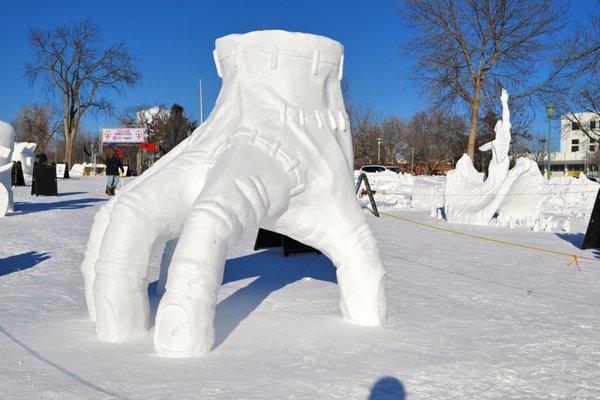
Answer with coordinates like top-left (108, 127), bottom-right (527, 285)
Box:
top-left (466, 89), bottom-right (481, 160)
top-left (64, 125), bottom-right (77, 166)
top-left (64, 135), bottom-right (72, 166)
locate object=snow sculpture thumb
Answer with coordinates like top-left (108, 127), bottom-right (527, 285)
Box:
top-left (11, 142), bottom-right (37, 176)
top-left (0, 120), bottom-right (15, 216)
top-left (444, 89), bottom-right (544, 226)
top-left (80, 30), bottom-right (387, 358)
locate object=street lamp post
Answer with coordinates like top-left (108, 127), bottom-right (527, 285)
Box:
top-left (546, 103), bottom-right (555, 179)
top-left (377, 137), bottom-right (382, 163)
top-left (411, 148), bottom-right (415, 174)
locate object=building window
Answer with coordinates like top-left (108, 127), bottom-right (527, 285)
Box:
top-left (572, 121), bottom-right (581, 130)
top-left (571, 139), bottom-right (579, 152)
top-left (590, 144), bottom-right (596, 152)
top-left (591, 120), bottom-right (597, 130)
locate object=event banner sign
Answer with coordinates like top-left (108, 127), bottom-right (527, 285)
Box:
top-left (101, 127), bottom-right (147, 143)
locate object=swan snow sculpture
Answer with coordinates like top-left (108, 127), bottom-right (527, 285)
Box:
top-left (0, 121), bottom-right (15, 216)
top-left (12, 142), bottom-right (37, 176)
top-left (81, 30), bottom-right (387, 358)
top-left (444, 89), bottom-right (544, 226)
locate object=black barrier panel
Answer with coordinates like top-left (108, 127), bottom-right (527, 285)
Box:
top-left (11, 162), bottom-right (25, 186)
top-left (582, 190), bottom-right (600, 250)
top-left (31, 165), bottom-right (58, 196)
top-left (253, 228), bottom-right (283, 250)
top-left (254, 228), bottom-right (320, 257)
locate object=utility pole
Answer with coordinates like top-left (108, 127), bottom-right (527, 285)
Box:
top-left (377, 137), bottom-right (382, 164)
top-left (546, 103), bottom-right (555, 179)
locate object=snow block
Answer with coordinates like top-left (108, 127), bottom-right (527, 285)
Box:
top-left (11, 142), bottom-right (37, 176)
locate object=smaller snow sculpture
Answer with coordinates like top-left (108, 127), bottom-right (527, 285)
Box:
top-left (444, 90), bottom-right (511, 224)
top-left (0, 120), bottom-right (15, 216)
top-left (444, 90), bottom-right (544, 226)
top-left (12, 142), bottom-right (37, 176)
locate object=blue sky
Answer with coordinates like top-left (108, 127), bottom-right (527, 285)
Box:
top-left (0, 0), bottom-right (596, 142)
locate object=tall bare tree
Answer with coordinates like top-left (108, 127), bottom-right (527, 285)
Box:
top-left (550, 4), bottom-right (600, 140)
top-left (406, 109), bottom-right (467, 173)
top-left (350, 105), bottom-right (381, 167)
top-left (399, 0), bottom-right (565, 159)
top-left (25, 20), bottom-right (139, 165)
top-left (12, 103), bottom-right (60, 153)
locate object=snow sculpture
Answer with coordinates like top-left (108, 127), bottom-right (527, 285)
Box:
top-left (81, 30), bottom-right (387, 358)
top-left (12, 142), bottom-right (37, 176)
top-left (0, 120), bottom-right (15, 216)
top-left (444, 89), bottom-right (544, 226)
top-left (495, 158), bottom-right (545, 227)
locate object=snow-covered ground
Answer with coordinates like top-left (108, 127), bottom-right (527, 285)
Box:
top-left (1, 176), bottom-right (600, 399)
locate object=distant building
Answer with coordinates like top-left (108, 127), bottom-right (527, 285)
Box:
top-left (549, 112), bottom-right (600, 176)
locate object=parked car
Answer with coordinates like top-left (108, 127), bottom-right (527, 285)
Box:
top-left (360, 165), bottom-right (401, 174)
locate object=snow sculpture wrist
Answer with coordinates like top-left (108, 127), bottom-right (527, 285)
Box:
top-left (0, 120), bottom-right (15, 216)
top-left (81, 30), bottom-right (387, 358)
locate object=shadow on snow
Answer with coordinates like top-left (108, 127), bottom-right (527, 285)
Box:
top-left (368, 376), bottom-right (406, 400)
top-left (555, 232), bottom-right (585, 248)
top-left (148, 249), bottom-right (337, 348)
top-left (12, 198), bottom-right (105, 215)
top-left (0, 251), bottom-right (51, 277)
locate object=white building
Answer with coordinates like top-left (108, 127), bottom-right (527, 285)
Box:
top-left (549, 112), bottom-right (600, 176)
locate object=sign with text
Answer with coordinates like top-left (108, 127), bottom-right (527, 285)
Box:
top-left (101, 127), bottom-right (147, 143)
top-left (55, 163), bottom-right (66, 178)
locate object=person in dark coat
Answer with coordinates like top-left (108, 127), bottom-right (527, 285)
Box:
top-left (104, 147), bottom-right (124, 196)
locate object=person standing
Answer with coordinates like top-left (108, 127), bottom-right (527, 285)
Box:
top-left (104, 147), bottom-right (124, 196)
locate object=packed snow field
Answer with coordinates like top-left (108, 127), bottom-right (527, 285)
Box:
top-left (1, 175), bottom-right (600, 399)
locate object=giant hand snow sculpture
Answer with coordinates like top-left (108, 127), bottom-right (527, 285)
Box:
top-left (444, 89), bottom-right (544, 226)
top-left (11, 142), bottom-right (37, 176)
top-left (81, 30), bottom-right (387, 357)
top-left (0, 120), bottom-right (15, 216)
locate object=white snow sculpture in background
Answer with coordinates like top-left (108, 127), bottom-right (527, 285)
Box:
top-left (495, 158), bottom-right (545, 227)
top-left (0, 120), bottom-right (15, 216)
top-left (444, 89), bottom-right (544, 226)
top-left (81, 30), bottom-right (387, 358)
top-left (12, 142), bottom-right (37, 176)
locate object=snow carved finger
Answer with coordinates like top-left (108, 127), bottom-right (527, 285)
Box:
top-left (81, 30), bottom-right (387, 357)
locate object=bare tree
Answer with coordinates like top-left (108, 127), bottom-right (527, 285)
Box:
top-left (526, 135), bottom-right (549, 168)
top-left (587, 149), bottom-right (600, 173)
top-left (550, 4), bottom-right (600, 140)
top-left (121, 103), bottom-right (197, 155)
top-left (406, 109), bottom-right (467, 174)
top-left (350, 105), bottom-right (381, 167)
top-left (379, 116), bottom-right (408, 165)
top-left (12, 103), bottom-right (61, 153)
top-left (25, 20), bottom-right (139, 166)
top-left (399, 0), bottom-right (566, 159)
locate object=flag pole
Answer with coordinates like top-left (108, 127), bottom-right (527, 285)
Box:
top-left (199, 78), bottom-right (204, 124)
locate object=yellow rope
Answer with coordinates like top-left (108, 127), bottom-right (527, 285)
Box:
top-left (377, 211), bottom-right (599, 271)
